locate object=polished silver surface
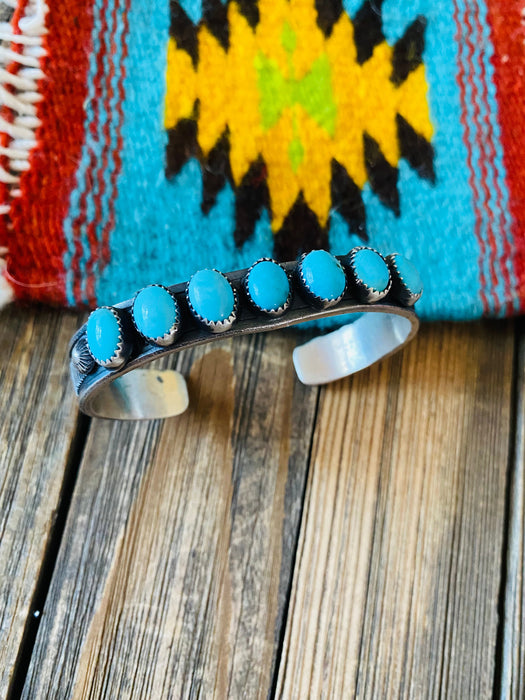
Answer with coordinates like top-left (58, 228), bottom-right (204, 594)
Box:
top-left (293, 312), bottom-right (413, 384)
top-left (87, 368), bottom-right (189, 420)
top-left (69, 259), bottom-right (420, 420)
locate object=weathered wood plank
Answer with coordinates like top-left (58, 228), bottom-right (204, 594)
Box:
top-left (276, 322), bottom-right (514, 699)
top-left (22, 332), bottom-right (318, 699)
top-left (500, 321), bottom-right (523, 699)
top-left (0, 306), bottom-right (84, 695)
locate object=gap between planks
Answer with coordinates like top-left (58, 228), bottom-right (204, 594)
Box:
top-left (0, 307), bottom-right (87, 697)
top-left (498, 317), bottom-right (525, 700)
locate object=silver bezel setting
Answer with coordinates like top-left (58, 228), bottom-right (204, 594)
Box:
top-left (86, 306), bottom-right (131, 370)
top-left (69, 256), bottom-right (422, 418)
top-left (345, 246), bottom-right (392, 304)
top-left (385, 253), bottom-right (423, 306)
top-left (296, 251), bottom-right (346, 309)
top-left (243, 258), bottom-right (292, 318)
top-left (186, 269), bottom-right (238, 334)
top-left (131, 284), bottom-right (181, 347)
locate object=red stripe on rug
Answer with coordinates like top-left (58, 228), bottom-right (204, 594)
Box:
top-left (71, 1), bottom-right (111, 307)
top-left (462, 2), bottom-right (501, 314)
top-left (7, 1), bottom-right (94, 305)
top-left (453, 0), bottom-right (490, 314)
top-left (83, 0), bottom-right (117, 307)
top-left (84, 0), bottom-right (131, 306)
top-left (471, 1), bottom-right (513, 316)
top-left (486, 0), bottom-right (525, 313)
top-left (100, 0), bottom-right (131, 274)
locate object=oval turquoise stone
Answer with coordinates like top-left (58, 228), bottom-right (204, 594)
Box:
top-left (300, 250), bottom-right (346, 301)
top-left (86, 307), bottom-right (121, 363)
top-left (393, 254), bottom-right (423, 295)
top-left (188, 269), bottom-right (235, 323)
top-left (133, 286), bottom-right (178, 340)
top-left (246, 260), bottom-right (290, 312)
top-left (352, 248), bottom-right (390, 292)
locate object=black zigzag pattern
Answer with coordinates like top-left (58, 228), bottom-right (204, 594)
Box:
top-left (273, 193), bottom-right (329, 261)
top-left (169, 0), bottom-right (199, 66)
top-left (315, 0), bottom-right (343, 37)
top-left (363, 133), bottom-right (400, 216)
top-left (234, 157), bottom-right (270, 248)
top-left (330, 159), bottom-right (367, 238)
top-left (201, 129), bottom-right (233, 214)
top-left (203, 0), bottom-right (230, 49)
top-left (352, 0), bottom-right (385, 64)
top-left (347, 9), bottom-right (434, 216)
top-left (396, 114), bottom-right (435, 184)
top-left (236, 0), bottom-right (260, 28)
top-left (391, 17), bottom-right (427, 86)
top-left (166, 109), bottom-right (201, 176)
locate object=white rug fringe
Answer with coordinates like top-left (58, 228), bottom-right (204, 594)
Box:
top-left (0, 256), bottom-right (14, 308)
top-left (0, 0), bottom-right (48, 217)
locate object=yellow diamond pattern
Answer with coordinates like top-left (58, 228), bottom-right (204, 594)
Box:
top-left (165, 0), bottom-right (433, 231)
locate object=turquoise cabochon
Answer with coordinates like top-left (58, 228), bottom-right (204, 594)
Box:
top-left (246, 260), bottom-right (290, 312)
top-left (299, 250), bottom-right (347, 302)
top-left (187, 269), bottom-right (236, 323)
top-left (351, 248), bottom-right (391, 292)
top-left (86, 307), bottom-right (121, 363)
top-left (133, 285), bottom-right (179, 340)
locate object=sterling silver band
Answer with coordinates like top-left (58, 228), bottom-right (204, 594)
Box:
top-left (69, 256), bottom-right (420, 420)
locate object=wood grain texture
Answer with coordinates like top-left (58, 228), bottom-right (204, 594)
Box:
top-left (22, 332), bottom-right (319, 699)
top-left (0, 306), bottom-right (83, 694)
top-left (276, 322), bottom-right (514, 699)
top-left (500, 323), bottom-right (523, 699)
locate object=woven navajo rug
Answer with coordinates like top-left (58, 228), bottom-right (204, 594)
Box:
top-left (1, 0), bottom-right (524, 319)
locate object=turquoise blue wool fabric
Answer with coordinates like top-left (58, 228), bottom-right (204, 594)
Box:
top-left (55, 0), bottom-right (522, 320)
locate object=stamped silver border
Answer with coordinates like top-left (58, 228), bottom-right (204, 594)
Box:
top-left (70, 334), bottom-right (95, 374)
top-left (86, 306), bottom-right (131, 370)
top-left (186, 269), bottom-right (238, 334)
top-left (296, 250), bottom-right (346, 309)
top-left (385, 253), bottom-right (423, 306)
top-left (345, 246), bottom-right (392, 303)
top-left (243, 258), bottom-right (292, 317)
top-left (131, 284), bottom-right (181, 347)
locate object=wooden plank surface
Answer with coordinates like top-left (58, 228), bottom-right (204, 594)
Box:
top-left (500, 321), bottom-right (523, 699)
top-left (22, 332), bottom-right (319, 699)
top-left (0, 307), bottom-right (84, 695)
top-left (276, 322), bottom-right (514, 699)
